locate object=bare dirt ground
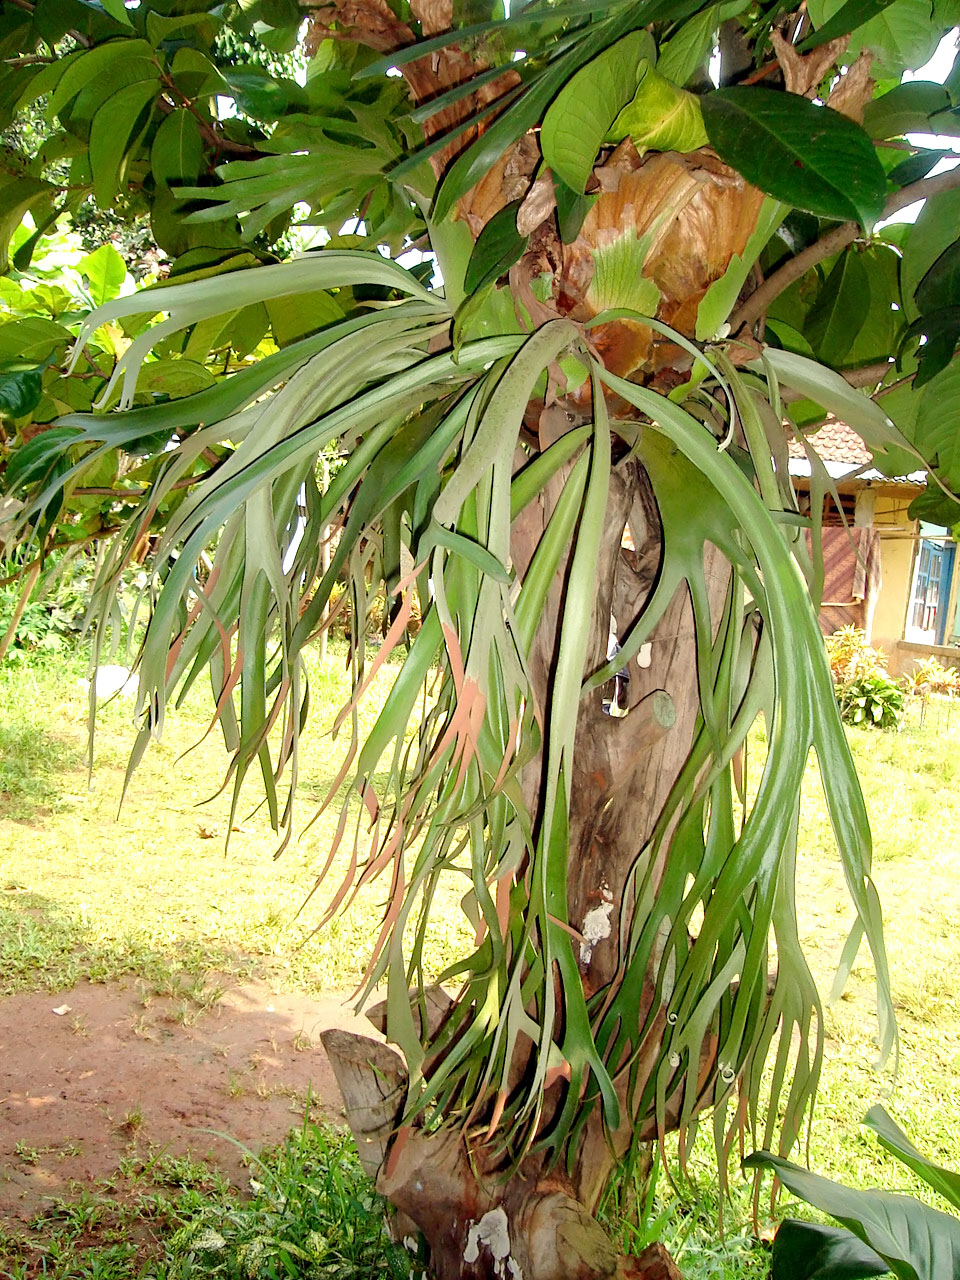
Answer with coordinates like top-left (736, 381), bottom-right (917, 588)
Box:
top-left (0, 977), bottom-right (368, 1226)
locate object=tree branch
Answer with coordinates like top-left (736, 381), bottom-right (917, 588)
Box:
top-left (841, 361), bottom-right (893, 388)
top-left (155, 83), bottom-right (262, 161)
top-left (731, 166), bottom-right (960, 335)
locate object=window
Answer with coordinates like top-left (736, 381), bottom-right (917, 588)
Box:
top-left (907, 537), bottom-right (956, 644)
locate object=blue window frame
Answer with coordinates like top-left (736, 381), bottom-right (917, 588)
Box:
top-left (909, 539), bottom-right (956, 643)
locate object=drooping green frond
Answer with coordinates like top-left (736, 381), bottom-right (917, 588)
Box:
top-left (4, 254), bottom-right (896, 1182)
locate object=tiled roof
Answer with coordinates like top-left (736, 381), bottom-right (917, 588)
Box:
top-left (787, 416), bottom-right (871, 467)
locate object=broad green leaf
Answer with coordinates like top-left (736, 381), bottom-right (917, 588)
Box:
top-left (908, 484), bottom-right (960, 527)
top-left (463, 202), bottom-right (527, 294)
top-left (0, 368), bottom-right (42, 418)
top-left (0, 175), bottom-right (55, 275)
top-left (745, 1151), bottom-right (960, 1280)
top-left (905, 361), bottom-right (960, 487)
top-left (540, 31), bottom-right (651, 194)
top-left (151, 110), bottom-right (206, 188)
top-left (49, 39), bottom-right (152, 116)
top-left (862, 81), bottom-right (951, 139)
top-left (135, 359), bottom-right (217, 400)
top-left (98, 0), bottom-right (134, 27)
top-left (806, 0), bottom-right (942, 78)
top-left (864, 1106), bottom-right (960, 1212)
top-left (656, 5), bottom-right (721, 86)
top-left (145, 9), bottom-right (221, 47)
top-left (916, 240), bottom-right (960, 314)
top-left (799, 0), bottom-right (900, 51)
top-left (14, 50), bottom-right (83, 114)
top-left (903, 308), bottom-right (960, 387)
top-left (170, 48), bottom-right (228, 99)
top-left (89, 78), bottom-right (160, 207)
top-left (840, 244), bottom-right (902, 367)
top-left (223, 68), bottom-right (306, 121)
top-left (77, 244), bottom-right (128, 307)
top-left (0, 317), bottom-right (72, 363)
top-left (805, 250), bottom-right (870, 362)
top-left (888, 147), bottom-right (954, 186)
top-left (771, 1220), bottom-right (889, 1280)
top-left (900, 188), bottom-right (960, 321)
top-left (264, 291), bottom-right (345, 347)
top-left (702, 89), bottom-right (885, 229)
top-left (607, 65), bottom-right (708, 152)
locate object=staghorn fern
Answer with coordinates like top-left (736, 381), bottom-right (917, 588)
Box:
top-left (3, 250), bottom-right (897, 1178)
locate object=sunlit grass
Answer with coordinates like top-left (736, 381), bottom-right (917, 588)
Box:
top-left (0, 642), bottom-right (472, 998)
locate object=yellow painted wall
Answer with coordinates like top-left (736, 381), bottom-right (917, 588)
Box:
top-left (870, 491), bottom-right (917, 670)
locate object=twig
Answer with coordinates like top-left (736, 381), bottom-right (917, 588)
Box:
top-left (0, 560), bottom-right (39, 663)
top-left (155, 74), bottom-right (262, 161)
top-left (841, 361), bottom-right (893, 389)
top-left (876, 372), bottom-right (915, 397)
top-left (0, 527), bottom-right (122, 589)
top-left (731, 167), bottom-right (960, 335)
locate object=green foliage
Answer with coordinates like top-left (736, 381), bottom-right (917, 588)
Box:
top-left (703, 89), bottom-right (886, 227)
top-left (837, 671), bottom-right (906, 729)
top-left (167, 1120), bottom-right (415, 1280)
top-left (825, 629), bottom-right (905, 730)
top-left (902, 655), bottom-right (960, 698)
top-left (748, 1106), bottom-right (960, 1280)
top-left (2, 1117), bottom-right (415, 1280)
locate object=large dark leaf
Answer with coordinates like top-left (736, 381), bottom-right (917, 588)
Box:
top-left (888, 148), bottom-right (955, 187)
top-left (798, 0), bottom-right (899, 51)
top-left (805, 250), bottom-right (870, 363)
top-left (916, 241), bottom-right (960, 314)
top-left (701, 88), bottom-right (886, 228)
top-left (463, 201), bottom-right (527, 293)
top-left (745, 1151), bottom-right (960, 1280)
top-left (908, 485), bottom-right (960, 529)
top-left (863, 82), bottom-right (952, 140)
top-left (771, 1219), bottom-right (889, 1280)
top-left (900, 309), bottom-right (960, 388)
top-left (0, 368), bottom-right (43, 418)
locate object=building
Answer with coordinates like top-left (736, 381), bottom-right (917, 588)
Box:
top-left (788, 418), bottom-right (960, 676)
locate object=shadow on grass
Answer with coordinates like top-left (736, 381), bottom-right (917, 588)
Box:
top-left (0, 718), bottom-right (84, 822)
top-left (0, 887), bottom-right (256, 997)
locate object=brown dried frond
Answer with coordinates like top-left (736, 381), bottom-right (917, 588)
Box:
top-left (304, 0), bottom-right (413, 56)
top-left (770, 29), bottom-right (850, 97)
top-left (826, 51), bottom-right (875, 123)
top-left (553, 150), bottom-right (764, 385)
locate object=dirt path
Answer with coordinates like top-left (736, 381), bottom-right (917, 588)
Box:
top-left (0, 977), bottom-right (370, 1225)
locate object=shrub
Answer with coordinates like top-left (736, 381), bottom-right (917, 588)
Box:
top-left (902, 655), bottom-right (960, 699)
top-left (825, 628), bottom-right (904, 730)
top-left (836, 672), bottom-right (905, 729)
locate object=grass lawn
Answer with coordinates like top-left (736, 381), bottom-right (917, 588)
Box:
top-left (0, 644), bottom-right (473, 999)
top-left (1, 644), bottom-right (959, 1276)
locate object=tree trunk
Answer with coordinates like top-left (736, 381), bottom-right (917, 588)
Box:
top-left (323, 454), bottom-right (731, 1278)
top-left (305, 10), bottom-right (763, 1269)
